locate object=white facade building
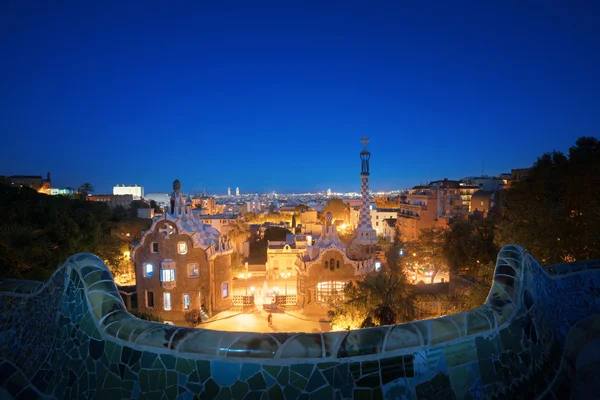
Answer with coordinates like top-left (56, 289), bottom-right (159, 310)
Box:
top-left (113, 184), bottom-right (144, 200)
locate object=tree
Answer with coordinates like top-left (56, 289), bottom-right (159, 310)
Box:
top-left (0, 224), bottom-right (55, 278)
top-left (295, 204), bottom-right (309, 213)
top-left (228, 218), bottom-right (249, 241)
top-left (95, 235), bottom-right (131, 277)
top-left (443, 219), bottom-right (497, 277)
top-left (263, 227), bottom-right (291, 242)
top-left (128, 200), bottom-right (149, 219)
top-left (496, 137), bottom-right (600, 263)
top-left (78, 182), bottom-right (94, 199)
top-left (227, 218), bottom-right (250, 255)
top-left (321, 198), bottom-right (349, 223)
top-left (291, 214), bottom-right (297, 228)
top-left (455, 262), bottom-right (495, 311)
top-left (331, 239), bottom-right (417, 329)
top-left (373, 196), bottom-right (398, 209)
top-left (408, 228), bottom-right (448, 283)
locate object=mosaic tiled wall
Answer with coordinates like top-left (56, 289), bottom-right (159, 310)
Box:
top-left (0, 245), bottom-right (598, 399)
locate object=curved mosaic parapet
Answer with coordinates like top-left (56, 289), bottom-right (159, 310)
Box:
top-left (0, 246), bottom-right (599, 399)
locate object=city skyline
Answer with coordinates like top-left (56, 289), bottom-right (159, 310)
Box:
top-left (1, 2), bottom-right (598, 193)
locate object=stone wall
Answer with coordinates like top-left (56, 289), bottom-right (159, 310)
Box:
top-left (0, 245), bottom-right (599, 399)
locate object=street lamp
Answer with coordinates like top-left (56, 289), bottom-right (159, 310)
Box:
top-left (238, 273), bottom-right (252, 295)
top-left (280, 272), bottom-right (291, 295)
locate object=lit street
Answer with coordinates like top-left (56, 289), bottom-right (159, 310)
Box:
top-left (201, 307), bottom-right (331, 333)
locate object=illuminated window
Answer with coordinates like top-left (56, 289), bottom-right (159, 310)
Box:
top-left (144, 264), bottom-right (153, 278)
top-left (145, 291), bottom-right (154, 308)
top-left (188, 263), bottom-right (199, 277)
top-left (222, 282), bottom-right (229, 298)
top-left (151, 242), bottom-right (158, 253)
top-left (178, 242), bottom-right (188, 254)
top-left (183, 294), bottom-right (191, 310)
top-left (315, 281), bottom-right (346, 303)
top-left (161, 269), bottom-right (175, 282)
top-left (163, 292), bottom-right (171, 310)
top-left (160, 260), bottom-right (176, 282)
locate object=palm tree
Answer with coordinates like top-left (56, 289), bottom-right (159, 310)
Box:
top-left (0, 224), bottom-right (55, 278)
top-left (227, 218), bottom-right (250, 254)
top-left (78, 182), bottom-right (94, 199)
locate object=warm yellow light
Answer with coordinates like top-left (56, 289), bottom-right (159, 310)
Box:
top-left (123, 251), bottom-right (131, 259)
top-left (250, 286), bottom-right (255, 292)
top-left (340, 224), bottom-right (347, 230)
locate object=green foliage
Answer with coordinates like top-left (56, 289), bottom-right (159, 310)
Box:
top-left (294, 204), bottom-right (309, 213)
top-left (405, 228), bottom-right (448, 283)
top-left (331, 240), bottom-right (417, 329)
top-left (128, 200), bottom-right (149, 219)
top-left (496, 136), bottom-right (600, 263)
top-left (128, 309), bottom-right (161, 322)
top-left (373, 196), bottom-right (399, 209)
top-left (443, 219), bottom-right (498, 277)
top-left (455, 262), bottom-right (495, 311)
top-left (263, 227), bottom-right (292, 242)
top-left (228, 218), bottom-right (250, 241)
top-left (244, 212), bottom-right (290, 225)
top-left (78, 182), bottom-right (94, 198)
top-left (0, 185), bottom-right (140, 280)
top-left (0, 224), bottom-right (55, 278)
top-left (320, 198), bottom-right (349, 223)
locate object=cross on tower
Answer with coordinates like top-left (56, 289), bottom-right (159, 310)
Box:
top-left (361, 134), bottom-right (369, 150)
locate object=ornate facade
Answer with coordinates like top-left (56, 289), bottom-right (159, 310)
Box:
top-left (296, 137), bottom-right (378, 306)
top-left (132, 179), bottom-right (233, 322)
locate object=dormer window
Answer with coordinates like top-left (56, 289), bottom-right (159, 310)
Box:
top-left (144, 263), bottom-right (153, 278)
top-left (178, 242), bottom-right (188, 255)
top-left (151, 242), bottom-right (159, 253)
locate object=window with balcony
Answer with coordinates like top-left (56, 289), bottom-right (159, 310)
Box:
top-left (161, 268), bottom-right (175, 282)
top-left (151, 242), bottom-right (159, 253)
top-left (178, 242), bottom-right (188, 254)
top-left (163, 292), bottom-right (172, 310)
top-left (144, 263), bottom-right (153, 278)
top-left (188, 263), bottom-right (199, 277)
top-left (160, 260), bottom-right (176, 289)
top-left (183, 294), bottom-right (191, 310)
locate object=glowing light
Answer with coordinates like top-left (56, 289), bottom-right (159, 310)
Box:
top-left (375, 262), bottom-right (381, 271)
top-left (123, 251), bottom-right (130, 260)
top-left (250, 286), bottom-right (255, 293)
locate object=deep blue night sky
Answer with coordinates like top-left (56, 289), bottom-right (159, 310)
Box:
top-left (1, 1), bottom-right (599, 194)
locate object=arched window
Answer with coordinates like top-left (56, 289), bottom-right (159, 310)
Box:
top-left (336, 260), bottom-right (340, 269)
top-left (324, 260), bottom-right (328, 269)
top-left (330, 258), bottom-right (335, 271)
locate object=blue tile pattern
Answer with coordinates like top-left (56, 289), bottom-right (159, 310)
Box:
top-left (0, 246), bottom-right (598, 399)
